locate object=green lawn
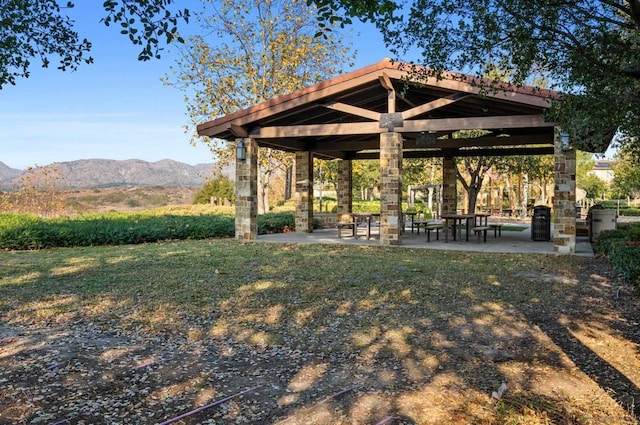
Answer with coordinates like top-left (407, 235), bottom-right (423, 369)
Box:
top-left (1, 240), bottom-right (638, 424)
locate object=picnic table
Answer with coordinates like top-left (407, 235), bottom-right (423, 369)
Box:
top-left (474, 213), bottom-right (490, 226)
top-left (404, 211), bottom-right (420, 233)
top-left (441, 213), bottom-right (476, 242)
top-left (352, 213), bottom-right (380, 240)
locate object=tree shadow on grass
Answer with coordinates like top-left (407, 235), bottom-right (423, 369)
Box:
top-left (518, 261), bottom-right (640, 420)
top-left (1, 242), bottom-right (639, 423)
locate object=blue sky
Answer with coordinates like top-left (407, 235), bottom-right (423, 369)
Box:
top-left (0, 2), bottom-right (392, 170)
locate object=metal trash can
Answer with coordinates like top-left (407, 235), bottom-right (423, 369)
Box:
top-left (531, 205), bottom-right (551, 241)
top-left (589, 208), bottom-right (617, 242)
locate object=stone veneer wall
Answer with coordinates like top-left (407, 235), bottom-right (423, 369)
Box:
top-left (379, 132), bottom-right (403, 245)
top-left (442, 156), bottom-right (457, 215)
top-left (295, 151), bottom-right (314, 233)
top-left (314, 212), bottom-right (336, 228)
top-left (235, 138), bottom-right (258, 239)
top-left (553, 131), bottom-right (577, 254)
top-left (337, 159), bottom-right (352, 222)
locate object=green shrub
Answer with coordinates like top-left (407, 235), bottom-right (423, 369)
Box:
top-left (353, 200), bottom-right (380, 213)
top-left (0, 211), bottom-right (296, 250)
top-left (599, 200), bottom-right (627, 209)
top-left (257, 212), bottom-right (295, 234)
top-left (609, 241), bottom-right (640, 285)
top-left (620, 208), bottom-right (640, 216)
top-left (193, 176), bottom-right (235, 205)
top-left (596, 223), bottom-right (640, 286)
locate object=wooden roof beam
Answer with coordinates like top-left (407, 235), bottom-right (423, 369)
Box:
top-left (320, 101), bottom-right (380, 121)
top-left (403, 134), bottom-right (553, 149)
top-left (402, 93), bottom-right (470, 120)
top-left (229, 124), bottom-right (249, 138)
top-left (355, 146), bottom-right (554, 159)
top-left (378, 72), bottom-right (396, 113)
top-left (255, 138), bottom-right (309, 151)
top-left (249, 115), bottom-right (554, 138)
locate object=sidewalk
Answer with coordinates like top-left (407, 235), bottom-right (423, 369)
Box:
top-left (256, 222), bottom-right (595, 257)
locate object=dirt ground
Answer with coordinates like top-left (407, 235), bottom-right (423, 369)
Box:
top-left (1, 255), bottom-right (639, 424)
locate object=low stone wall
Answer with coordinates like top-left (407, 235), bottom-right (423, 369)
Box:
top-left (314, 212), bottom-right (337, 228)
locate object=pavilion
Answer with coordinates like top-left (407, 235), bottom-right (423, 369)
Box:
top-left (197, 59), bottom-right (609, 254)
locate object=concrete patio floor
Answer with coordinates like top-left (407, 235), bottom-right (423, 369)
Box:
top-left (256, 220), bottom-right (595, 257)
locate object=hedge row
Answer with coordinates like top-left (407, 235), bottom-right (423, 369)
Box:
top-left (596, 222), bottom-right (640, 287)
top-left (619, 208), bottom-right (640, 217)
top-left (0, 212), bottom-right (295, 250)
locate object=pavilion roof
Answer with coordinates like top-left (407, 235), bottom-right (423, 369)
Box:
top-left (197, 59), bottom-right (562, 159)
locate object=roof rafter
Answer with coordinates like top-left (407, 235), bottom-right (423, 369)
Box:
top-left (355, 146), bottom-right (554, 159)
top-left (320, 101), bottom-right (380, 121)
top-left (402, 93), bottom-right (470, 119)
top-left (249, 115), bottom-right (553, 139)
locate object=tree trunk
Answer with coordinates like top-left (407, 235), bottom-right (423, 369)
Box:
top-left (467, 186), bottom-right (478, 214)
top-left (284, 165), bottom-right (292, 200)
top-left (522, 173), bottom-right (529, 217)
top-left (258, 169), bottom-right (272, 214)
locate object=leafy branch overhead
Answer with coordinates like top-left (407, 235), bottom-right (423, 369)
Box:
top-left (0, 1), bottom-right (189, 88)
top-left (312, 0), bottom-right (640, 152)
top-left (101, 0), bottom-right (189, 61)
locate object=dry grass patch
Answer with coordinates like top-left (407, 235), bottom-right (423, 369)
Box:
top-left (0, 240), bottom-right (638, 424)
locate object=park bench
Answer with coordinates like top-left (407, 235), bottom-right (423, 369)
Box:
top-left (488, 223), bottom-right (504, 237)
top-left (337, 221), bottom-right (357, 238)
top-left (425, 223), bottom-right (444, 242)
top-left (412, 220), bottom-right (432, 234)
top-left (472, 226), bottom-right (491, 242)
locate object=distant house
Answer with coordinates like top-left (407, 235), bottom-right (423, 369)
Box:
top-left (591, 159), bottom-right (615, 183)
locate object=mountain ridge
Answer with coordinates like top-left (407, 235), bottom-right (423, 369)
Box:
top-left (0, 159), bottom-right (226, 189)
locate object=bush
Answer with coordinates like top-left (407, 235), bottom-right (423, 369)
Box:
top-left (0, 211), bottom-right (296, 250)
top-left (353, 200), bottom-right (381, 213)
top-left (193, 175), bottom-right (235, 205)
top-left (596, 222), bottom-right (640, 286)
top-left (620, 208), bottom-right (640, 216)
top-left (257, 212), bottom-right (295, 234)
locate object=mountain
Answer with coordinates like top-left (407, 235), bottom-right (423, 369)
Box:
top-left (0, 161), bottom-right (22, 185)
top-left (0, 159), bottom-right (229, 189)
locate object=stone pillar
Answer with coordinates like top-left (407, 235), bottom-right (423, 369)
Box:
top-left (235, 138), bottom-right (258, 239)
top-left (442, 156), bottom-right (457, 215)
top-left (295, 151), bottom-right (314, 233)
top-left (337, 159), bottom-right (352, 222)
top-left (553, 129), bottom-right (576, 253)
top-left (380, 132), bottom-right (403, 245)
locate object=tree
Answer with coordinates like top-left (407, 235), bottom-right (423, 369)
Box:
top-left (581, 173), bottom-right (608, 199)
top-left (442, 130), bottom-right (497, 214)
top-left (314, 158), bottom-right (338, 209)
top-left (576, 150), bottom-right (597, 188)
top-left (455, 155), bottom-right (495, 214)
top-left (0, 1), bottom-right (189, 88)
top-left (312, 0), bottom-right (640, 152)
top-left (0, 164), bottom-right (67, 217)
top-left (493, 154), bottom-right (555, 215)
top-left (165, 0), bottom-right (352, 212)
top-left (352, 160), bottom-right (380, 200)
top-left (403, 158), bottom-right (441, 187)
top-left (575, 150), bottom-right (610, 198)
top-left (193, 174), bottom-right (235, 205)
top-left (611, 142), bottom-right (640, 199)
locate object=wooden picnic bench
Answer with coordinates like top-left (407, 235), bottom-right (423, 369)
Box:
top-left (424, 223), bottom-right (444, 242)
top-left (472, 226), bottom-right (491, 242)
top-left (412, 219), bottom-right (432, 234)
top-left (337, 221), bottom-right (357, 238)
top-left (488, 223), bottom-right (504, 237)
